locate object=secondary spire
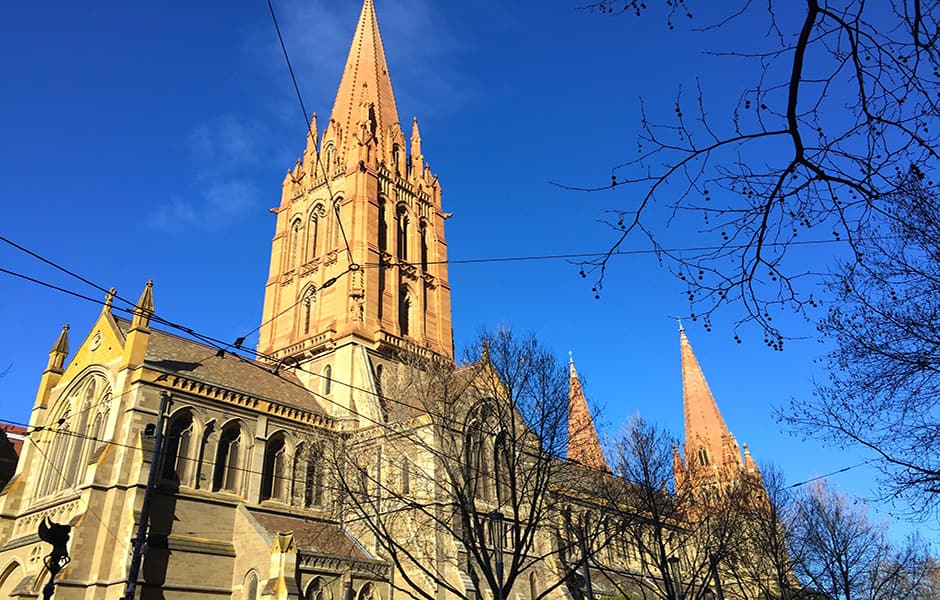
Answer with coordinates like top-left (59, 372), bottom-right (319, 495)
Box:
top-left (679, 327), bottom-right (738, 470)
top-left (567, 355), bottom-right (609, 472)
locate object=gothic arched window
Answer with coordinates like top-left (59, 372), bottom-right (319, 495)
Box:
top-left (243, 571), bottom-right (259, 600)
top-left (288, 219), bottom-right (302, 271)
top-left (378, 199), bottom-right (388, 252)
top-left (213, 423), bottom-right (244, 493)
top-left (163, 411), bottom-right (195, 484)
top-left (323, 144), bottom-right (335, 176)
top-left (323, 365), bottom-right (332, 396)
top-left (307, 212), bottom-right (319, 259)
top-left (420, 221), bottom-right (428, 272)
top-left (261, 434), bottom-right (288, 501)
top-left (398, 288), bottom-right (411, 336)
top-left (396, 205), bottom-right (408, 261)
top-left (392, 144), bottom-right (402, 175)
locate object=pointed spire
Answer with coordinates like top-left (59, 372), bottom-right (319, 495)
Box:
top-left (743, 444), bottom-right (760, 475)
top-left (567, 355), bottom-right (609, 472)
top-left (306, 112), bottom-right (319, 153)
top-left (410, 117), bottom-right (424, 174)
top-left (679, 327), bottom-right (738, 471)
top-left (46, 324), bottom-right (69, 372)
top-left (328, 0), bottom-right (401, 160)
top-left (131, 280), bottom-right (154, 330)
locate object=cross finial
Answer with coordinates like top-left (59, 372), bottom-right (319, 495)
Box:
top-left (676, 317), bottom-right (684, 332)
top-left (568, 350), bottom-right (573, 364)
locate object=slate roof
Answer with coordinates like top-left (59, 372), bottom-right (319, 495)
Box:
top-left (116, 318), bottom-right (325, 415)
top-left (251, 511), bottom-right (372, 560)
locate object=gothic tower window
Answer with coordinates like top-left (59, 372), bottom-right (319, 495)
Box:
top-left (392, 144), bottom-right (401, 175)
top-left (378, 199), bottom-right (388, 252)
top-left (374, 364), bottom-right (388, 422)
top-left (399, 288), bottom-right (411, 336)
top-left (332, 198), bottom-right (344, 248)
top-left (300, 287), bottom-right (316, 335)
top-left (163, 411), bottom-right (195, 484)
top-left (697, 447), bottom-right (710, 467)
top-left (324, 143), bottom-right (335, 176)
top-left (307, 212), bottom-right (319, 259)
top-left (396, 205), bottom-right (408, 261)
top-left (213, 423), bottom-right (243, 493)
top-left (261, 433), bottom-right (287, 502)
top-left (323, 365), bottom-right (332, 395)
top-left (287, 219), bottom-right (302, 271)
top-left (420, 220), bottom-right (428, 272)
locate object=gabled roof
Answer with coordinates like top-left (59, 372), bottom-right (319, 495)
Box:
top-left (116, 319), bottom-right (325, 414)
top-left (250, 511), bottom-right (372, 560)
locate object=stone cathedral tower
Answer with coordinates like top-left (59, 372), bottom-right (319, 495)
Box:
top-left (257, 0), bottom-right (453, 425)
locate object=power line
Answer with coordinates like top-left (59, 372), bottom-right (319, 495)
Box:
top-left (264, 0), bottom-right (354, 266)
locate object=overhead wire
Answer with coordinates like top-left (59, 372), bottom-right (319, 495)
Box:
top-left (0, 235), bottom-right (891, 500)
top-left (25, 429), bottom-right (130, 556)
top-left (264, 0), bottom-right (354, 266)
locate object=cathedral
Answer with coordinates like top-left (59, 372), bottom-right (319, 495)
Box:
top-left (0, 2), bottom-right (769, 599)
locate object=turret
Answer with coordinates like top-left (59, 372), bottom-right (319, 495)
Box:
top-left (46, 324), bottom-right (69, 374)
top-left (410, 117), bottom-right (424, 175)
top-left (124, 280), bottom-right (154, 369)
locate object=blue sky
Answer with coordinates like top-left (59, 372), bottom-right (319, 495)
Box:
top-left (0, 1), bottom-right (931, 539)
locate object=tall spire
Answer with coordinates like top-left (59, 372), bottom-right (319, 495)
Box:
top-left (567, 355), bottom-right (609, 472)
top-left (679, 327), bottom-right (739, 470)
top-left (328, 0), bottom-right (401, 159)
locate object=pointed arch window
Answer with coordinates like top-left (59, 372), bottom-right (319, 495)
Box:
top-left (293, 443), bottom-right (324, 507)
top-left (288, 219), bottom-right (302, 271)
top-left (420, 221), bottom-right (428, 272)
top-left (323, 365), bottom-right (332, 396)
top-left (305, 577), bottom-right (324, 600)
top-left (213, 423), bottom-right (244, 493)
top-left (396, 205), bottom-right (408, 261)
top-left (323, 144), bottom-right (335, 177)
top-left (374, 364), bottom-right (388, 422)
top-left (399, 288), bottom-right (411, 337)
top-left (378, 199), bottom-right (388, 252)
top-left (332, 198), bottom-right (344, 248)
top-left (163, 411), bottom-right (195, 484)
top-left (261, 434), bottom-right (288, 502)
top-left (243, 571), bottom-right (259, 600)
top-left (392, 144), bottom-right (402, 176)
top-left (697, 447), bottom-right (710, 467)
top-left (301, 287), bottom-right (316, 335)
top-left (307, 212), bottom-right (320, 259)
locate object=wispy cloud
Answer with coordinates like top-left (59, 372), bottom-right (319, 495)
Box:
top-left (257, 0), bottom-right (478, 123)
top-left (150, 181), bottom-right (259, 234)
top-left (150, 116), bottom-right (265, 234)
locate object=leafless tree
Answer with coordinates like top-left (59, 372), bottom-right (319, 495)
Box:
top-left (786, 480), bottom-right (937, 600)
top-left (566, 0), bottom-right (938, 345)
top-left (333, 329), bottom-right (609, 600)
top-left (602, 416), bottom-right (742, 600)
top-left (783, 178), bottom-right (940, 517)
top-left (722, 464), bottom-right (795, 600)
